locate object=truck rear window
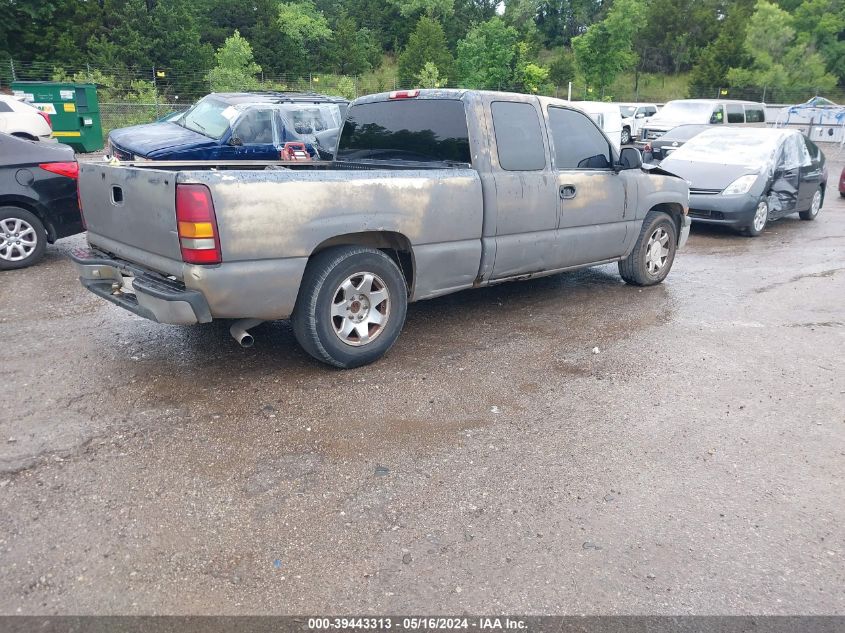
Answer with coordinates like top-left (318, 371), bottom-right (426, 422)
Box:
top-left (336, 99), bottom-right (471, 165)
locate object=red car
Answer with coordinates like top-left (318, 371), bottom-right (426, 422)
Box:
top-left (839, 165), bottom-right (845, 197)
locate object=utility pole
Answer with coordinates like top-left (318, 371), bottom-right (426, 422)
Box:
top-left (10, 59), bottom-right (16, 82)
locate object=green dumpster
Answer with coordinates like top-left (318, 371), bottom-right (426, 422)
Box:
top-left (11, 81), bottom-right (104, 152)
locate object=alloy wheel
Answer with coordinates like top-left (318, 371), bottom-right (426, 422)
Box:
top-left (331, 271), bottom-right (391, 346)
top-left (0, 217), bottom-right (38, 262)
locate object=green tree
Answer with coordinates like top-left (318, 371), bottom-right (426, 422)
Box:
top-left (326, 12), bottom-right (380, 75)
top-left (206, 30), bottom-right (262, 92)
top-left (688, 0), bottom-right (754, 95)
top-left (548, 47), bottom-right (576, 87)
top-left (398, 16), bottom-right (454, 87)
top-left (416, 61), bottom-right (447, 88)
top-left (392, 0), bottom-right (454, 18)
top-left (792, 0), bottom-right (845, 85)
top-left (276, 0), bottom-right (333, 72)
top-left (571, 0), bottom-right (647, 96)
top-left (726, 0), bottom-right (837, 97)
top-left (456, 17), bottom-right (519, 89)
top-left (278, 0), bottom-right (332, 47)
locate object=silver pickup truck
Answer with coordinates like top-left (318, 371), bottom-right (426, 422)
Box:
top-left (72, 89), bottom-right (690, 368)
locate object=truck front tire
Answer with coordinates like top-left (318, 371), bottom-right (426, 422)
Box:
top-left (292, 246), bottom-right (408, 368)
top-left (618, 211), bottom-right (677, 286)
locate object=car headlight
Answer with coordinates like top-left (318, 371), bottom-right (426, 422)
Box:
top-left (722, 174), bottom-right (758, 195)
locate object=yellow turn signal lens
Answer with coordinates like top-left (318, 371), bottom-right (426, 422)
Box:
top-left (178, 221), bottom-right (214, 238)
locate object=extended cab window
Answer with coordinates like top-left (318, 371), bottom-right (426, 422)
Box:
top-left (547, 106), bottom-right (611, 169)
top-left (491, 101), bottom-right (546, 171)
top-left (745, 106), bottom-right (765, 123)
top-left (336, 99), bottom-right (471, 164)
top-left (726, 104), bottom-right (744, 123)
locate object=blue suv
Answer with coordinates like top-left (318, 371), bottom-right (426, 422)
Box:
top-left (107, 92), bottom-right (349, 161)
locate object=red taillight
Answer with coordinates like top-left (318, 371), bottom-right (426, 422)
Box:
top-left (175, 184), bottom-right (221, 265)
top-left (644, 143), bottom-right (652, 152)
top-left (389, 89), bottom-right (420, 99)
top-left (38, 161), bottom-right (79, 179)
top-left (37, 109), bottom-right (52, 129)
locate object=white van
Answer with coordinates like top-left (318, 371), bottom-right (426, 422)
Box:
top-left (638, 99), bottom-right (766, 143)
top-left (569, 101), bottom-right (623, 152)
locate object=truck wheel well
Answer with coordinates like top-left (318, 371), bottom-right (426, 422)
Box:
top-left (648, 202), bottom-right (685, 239)
top-left (310, 231), bottom-right (415, 296)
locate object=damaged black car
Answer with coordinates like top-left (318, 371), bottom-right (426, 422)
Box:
top-left (658, 127), bottom-right (828, 237)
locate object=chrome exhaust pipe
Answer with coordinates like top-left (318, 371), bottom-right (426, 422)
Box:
top-left (230, 319), bottom-right (263, 348)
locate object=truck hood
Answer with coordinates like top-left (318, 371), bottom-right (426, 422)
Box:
top-left (657, 158), bottom-right (762, 190)
top-left (109, 122), bottom-right (218, 158)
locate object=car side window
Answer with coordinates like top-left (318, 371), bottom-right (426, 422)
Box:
top-left (0, 101), bottom-right (13, 113)
top-left (646, 106), bottom-right (657, 116)
top-left (490, 101), bottom-right (546, 171)
top-left (726, 104), bottom-right (744, 123)
top-left (233, 109), bottom-right (274, 145)
top-left (745, 106), bottom-right (765, 123)
top-left (798, 137), bottom-right (813, 167)
top-left (780, 135), bottom-right (803, 170)
top-left (710, 105), bottom-right (724, 124)
top-left (547, 106), bottom-right (612, 169)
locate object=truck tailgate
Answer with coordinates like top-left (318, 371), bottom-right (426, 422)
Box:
top-left (78, 162), bottom-right (182, 262)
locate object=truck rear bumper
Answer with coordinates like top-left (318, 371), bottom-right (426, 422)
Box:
top-left (70, 248), bottom-right (212, 325)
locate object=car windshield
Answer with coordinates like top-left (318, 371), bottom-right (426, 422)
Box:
top-left (668, 129), bottom-right (784, 168)
top-left (619, 105), bottom-right (637, 117)
top-left (179, 97), bottom-right (234, 139)
top-left (655, 101), bottom-right (717, 122)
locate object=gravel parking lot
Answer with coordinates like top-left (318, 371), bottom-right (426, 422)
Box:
top-left (1, 155), bottom-right (844, 615)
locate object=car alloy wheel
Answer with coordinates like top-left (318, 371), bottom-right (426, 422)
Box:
top-left (752, 201), bottom-right (768, 233)
top-left (0, 217), bottom-right (38, 262)
top-left (331, 271), bottom-right (391, 346)
top-left (810, 189), bottom-right (821, 217)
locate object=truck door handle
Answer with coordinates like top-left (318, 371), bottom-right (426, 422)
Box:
top-left (560, 185), bottom-right (577, 200)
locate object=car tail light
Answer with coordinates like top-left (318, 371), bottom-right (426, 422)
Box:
top-left (175, 184), bottom-right (221, 264)
top-left (644, 143), bottom-right (652, 153)
top-left (37, 109), bottom-right (52, 129)
top-left (389, 89), bottom-right (420, 99)
top-left (38, 161), bottom-right (79, 179)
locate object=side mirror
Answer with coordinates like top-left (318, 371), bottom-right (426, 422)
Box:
top-left (635, 112), bottom-right (645, 119)
top-left (228, 136), bottom-right (243, 147)
top-left (616, 146), bottom-right (642, 171)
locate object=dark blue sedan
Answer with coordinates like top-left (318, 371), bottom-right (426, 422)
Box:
top-left (107, 92), bottom-right (349, 161)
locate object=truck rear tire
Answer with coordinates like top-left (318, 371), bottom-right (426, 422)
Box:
top-left (292, 246), bottom-right (408, 368)
top-left (618, 211), bottom-right (677, 286)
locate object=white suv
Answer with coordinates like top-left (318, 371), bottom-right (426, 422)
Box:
top-left (0, 94), bottom-right (54, 141)
top-left (618, 103), bottom-right (658, 145)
